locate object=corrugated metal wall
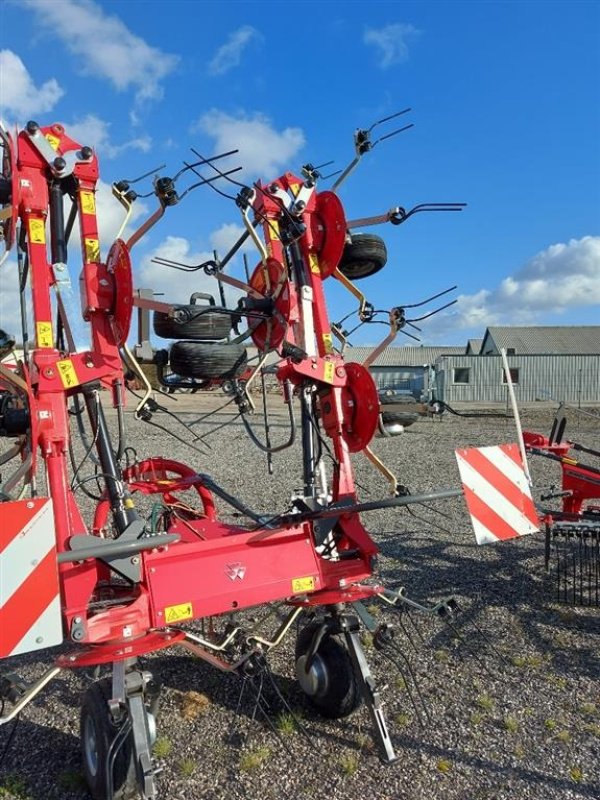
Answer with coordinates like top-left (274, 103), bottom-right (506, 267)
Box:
top-left (435, 354), bottom-right (600, 404)
top-left (370, 367), bottom-right (425, 397)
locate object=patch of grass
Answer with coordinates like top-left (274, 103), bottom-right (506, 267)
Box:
top-left (178, 758), bottom-right (196, 777)
top-left (240, 746), bottom-right (271, 772)
top-left (366, 603), bottom-right (381, 618)
top-left (339, 752), bottom-right (360, 776)
top-left (511, 655), bottom-right (527, 668)
top-left (179, 690), bottom-right (210, 721)
top-left (522, 706), bottom-right (534, 717)
top-left (569, 766), bottom-right (583, 783)
top-left (395, 712), bottom-right (412, 728)
top-left (152, 736), bottom-right (172, 759)
top-left (504, 715), bottom-right (520, 733)
top-left (525, 654), bottom-right (544, 669)
top-left (583, 723), bottom-right (600, 739)
top-left (395, 676), bottom-right (407, 692)
top-left (275, 712), bottom-right (296, 736)
top-left (360, 633), bottom-right (373, 651)
top-left (475, 694), bottom-right (495, 712)
top-left (470, 711), bottom-right (485, 726)
top-left (437, 758), bottom-right (453, 774)
top-left (434, 649), bottom-right (450, 663)
top-left (556, 730), bottom-right (572, 744)
top-left (513, 745), bottom-right (526, 760)
top-left (544, 718), bottom-right (558, 732)
top-left (57, 770), bottom-right (87, 791)
top-left (0, 775), bottom-right (31, 800)
top-left (579, 702), bottom-right (597, 717)
top-left (545, 674), bottom-right (568, 690)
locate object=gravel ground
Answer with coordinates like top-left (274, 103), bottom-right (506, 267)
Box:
top-left (1, 398), bottom-right (599, 800)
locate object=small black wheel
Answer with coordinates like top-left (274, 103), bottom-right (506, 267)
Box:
top-left (80, 678), bottom-right (136, 800)
top-left (295, 623), bottom-right (362, 719)
top-left (337, 233), bottom-right (387, 281)
top-left (381, 410), bottom-right (419, 428)
top-left (170, 341), bottom-right (248, 380)
top-left (153, 306), bottom-right (232, 340)
top-left (379, 394), bottom-right (417, 406)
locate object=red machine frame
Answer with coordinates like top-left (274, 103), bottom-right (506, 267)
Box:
top-left (0, 119), bottom-right (466, 799)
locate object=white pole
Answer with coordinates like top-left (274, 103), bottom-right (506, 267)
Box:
top-left (500, 347), bottom-right (532, 485)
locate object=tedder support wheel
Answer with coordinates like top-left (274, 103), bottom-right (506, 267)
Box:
top-left (153, 306), bottom-right (232, 340)
top-left (80, 678), bottom-right (136, 800)
top-left (169, 341), bottom-right (248, 380)
top-left (381, 410), bottom-right (419, 428)
top-left (337, 232), bottom-right (387, 281)
top-left (295, 623), bottom-right (362, 719)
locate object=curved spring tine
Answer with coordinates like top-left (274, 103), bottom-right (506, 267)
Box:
top-left (379, 649), bottom-right (430, 727)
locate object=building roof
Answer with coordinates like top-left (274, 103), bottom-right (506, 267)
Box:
top-left (343, 345), bottom-right (464, 367)
top-left (465, 338), bottom-right (483, 355)
top-left (481, 326), bottom-right (600, 355)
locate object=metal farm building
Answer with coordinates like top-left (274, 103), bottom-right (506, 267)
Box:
top-left (435, 326), bottom-right (600, 405)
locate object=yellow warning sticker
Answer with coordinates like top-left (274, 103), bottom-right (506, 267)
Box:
top-left (45, 133), bottom-right (60, 150)
top-left (36, 321), bottom-right (53, 348)
top-left (164, 602), bottom-right (194, 624)
top-left (268, 220), bottom-right (280, 241)
top-left (322, 333), bottom-right (333, 354)
top-left (56, 359), bottom-right (79, 388)
top-left (323, 362), bottom-right (335, 384)
top-left (292, 576), bottom-right (315, 594)
top-left (289, 183), bottom-right (301, 197)
top-left (84, 238), bottom-right (100, 262)
top-left (309, 254), bottom-right (320, 274)
top-left (80, 191), bottom-right (96, 215)
top-left (28, 218), bottom-right (46, 244)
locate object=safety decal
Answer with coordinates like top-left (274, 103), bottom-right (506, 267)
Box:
top-left (164, 602), bottom-right (194, 624)
top-left (36, 321), bottom-right (53, 348)
top-left (291, 576), bottom-right (315, 593)
top-left (28, 218), bottom-right (46, 244)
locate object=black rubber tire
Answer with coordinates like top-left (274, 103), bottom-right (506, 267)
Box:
top-left (153, 306), bottom-right (232, 340)
top-left (295, 623), bottom-right (362, 719)
top-left (170, 341), bottom-right (248, 380)
top-left (80, 678), bottom-right (136, 800)
top-left (379, 394), bottom-right (417, 406)
top-left (381, 410), bottom-right (419, 427)
top-left (337, 233), bottom-right (387, 281)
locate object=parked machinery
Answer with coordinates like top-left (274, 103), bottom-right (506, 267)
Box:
top-left (524, 406), bottom-right (600, 606)
top-left (0, 117), bottom-right (472, 800)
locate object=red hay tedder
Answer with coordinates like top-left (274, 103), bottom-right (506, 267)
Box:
top-left (3, 114), bottom-right (588, 800)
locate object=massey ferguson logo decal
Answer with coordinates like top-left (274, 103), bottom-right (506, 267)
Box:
top-left (225, 562), bottom-right (246, 580)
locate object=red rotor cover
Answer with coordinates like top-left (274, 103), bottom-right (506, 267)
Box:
top-left (310, 191), bottom-right (347, 278)
top-left (340, 362), bottom-right (380, 452)
top-left (106, 238), bottom-right (133, 347)
top-left (248, 257), bottom-right (290, 351)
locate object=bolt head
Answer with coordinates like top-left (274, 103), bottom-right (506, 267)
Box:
top-left (80, 146), bottom-right (93, 160)
top-left (53, 156), bottom-right (66, 172)
top-left (26, 120), bottom-right (39, 134)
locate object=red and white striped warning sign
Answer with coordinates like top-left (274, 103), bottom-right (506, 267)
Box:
top-left (0, 498), bottom-right (63, 657)
top-left (455, 443), bottom-right (540, 544)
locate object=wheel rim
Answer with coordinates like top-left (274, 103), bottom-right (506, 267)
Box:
top-left (296, 653), bottom-right (329, 698)
top-left (83, 715), bottom-right (99, 778)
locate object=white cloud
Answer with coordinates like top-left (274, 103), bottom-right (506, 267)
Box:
top-left (22, 0), bottom-right (178, 102)
top-left (65, 114), bottom-right (151, 158)
top-left (193, 110), bottom-right (305, 178)
top-left (137, 236), bottom-right (219, 304)
top-left (210, 223), bottom-right (255, 259)
top-left (0, 260), bottom-right (23, 339)
top-left (435, 236), bottom-right (600, 334)
top-left (363, 23), bottom-right (421, 69)
top-left (0, 50), bottom-right (64, 120)
top-left (208, 26), bottom-right (261, 76)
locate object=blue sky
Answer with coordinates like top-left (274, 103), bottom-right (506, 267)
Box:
top-left (1, 0), bottom-right (599, 346)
